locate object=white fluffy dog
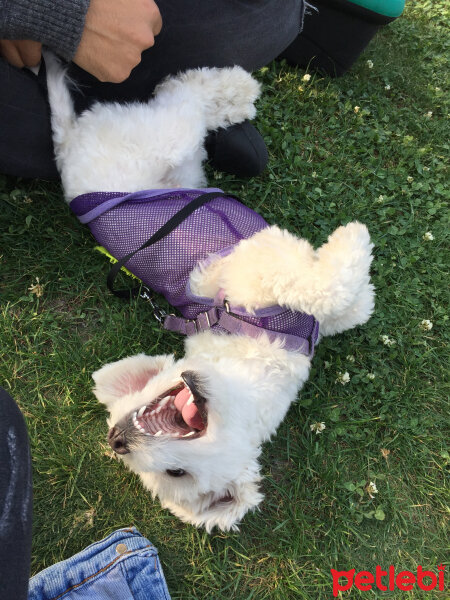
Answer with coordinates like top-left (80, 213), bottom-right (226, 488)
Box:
top-left (46, 54), bottom-right (374, 532)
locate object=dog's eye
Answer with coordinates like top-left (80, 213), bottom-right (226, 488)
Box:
top-left (166, 469), bottom-right (186, 477)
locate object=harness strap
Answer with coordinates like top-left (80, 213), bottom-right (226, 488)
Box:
top-left (164, 307), bottom-right (320, 357)
top-left (164, 308), bottom-right (221, 336)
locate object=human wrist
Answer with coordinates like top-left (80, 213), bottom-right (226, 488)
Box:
top-left (1, 0), bottom-right (90, 60)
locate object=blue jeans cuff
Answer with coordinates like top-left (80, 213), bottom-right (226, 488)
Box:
top-left (28, 527), bottom-right (171, 600)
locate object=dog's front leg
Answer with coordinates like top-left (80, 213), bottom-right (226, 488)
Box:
top-left (191, 223), bottom-right (374, 336)
top-left (154, 67), bottom-right (261, 132)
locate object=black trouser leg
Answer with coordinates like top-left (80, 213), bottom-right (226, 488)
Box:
top-left (0, 388), bottom-right (33, 600)
top-left (68, 0), bottom-right (304, 111)
top-left (0, 59), bottom-right (59, 179)
top-left (0, 1), bottom-right (304, 179)
top-left (279, 1), bottom-right (398, 77)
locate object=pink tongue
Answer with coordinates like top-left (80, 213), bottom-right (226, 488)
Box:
top-left (174, 387), bottom-right (205, 431)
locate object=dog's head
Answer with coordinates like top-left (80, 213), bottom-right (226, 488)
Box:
top-left (93, 351), bottom-right (265, 531)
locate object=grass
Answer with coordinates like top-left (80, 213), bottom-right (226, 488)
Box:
top-left (0, 3), bottom-right (448, 598)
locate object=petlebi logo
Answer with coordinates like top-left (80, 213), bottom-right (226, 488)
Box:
top-left (331, 565), bottom-right (446, 596)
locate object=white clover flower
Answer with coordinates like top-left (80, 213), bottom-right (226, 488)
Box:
top-left (385, 84), bottom-right (391, 90)
top-left (346, 355), bottom-right (355, 363)
top-left (420, 319), bottom-right (433, 331)
top-left (28, 277), bottom-right (44, 297)
top-left (213, 171), bottom-right (223, 180)
top-left (407, 176), bottom-right (414, 183)
top-left (310, 422), bottom-right (326, 434)
top-left (336, 371), bottom-right (350, 385)
top-left (324, 361), bottom-right (331, 369)
top-left (425, 111), bottom-right (433, 118)
top-left (367, 60), bottom-right (374, 69)
top-left (354, 106), bottom-right (360, 114)
top-left (367, 481), bottom-right (378, 499)
top-left (423, 231), bottom-right (434, 241)
top-left (367, 373), bottom-right (376, 380)
top-left (423, 166), bottom-right (430, 172)
top-left (376, 194), bottom-right (384, 203)
top-left (312, 171), bottom-right (318, 178)
top-left (381, 335), bottom-right (396, 347)
top-left (302, 73), bottom-right (311, 82)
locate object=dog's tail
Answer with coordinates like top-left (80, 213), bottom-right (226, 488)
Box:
top-left (43, 50), bottom-right (76, 152)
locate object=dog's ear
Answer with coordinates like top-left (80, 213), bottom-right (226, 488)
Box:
top-left (92, 353), bottom-right (174, 407)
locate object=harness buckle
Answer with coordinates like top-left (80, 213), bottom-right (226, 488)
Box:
top-left (193, 309), bottom-right (217, 333)
top-left (186, 319), bottom-right (198, 334)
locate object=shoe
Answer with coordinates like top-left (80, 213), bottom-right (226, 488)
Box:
top-left (205, 120), bottom-right (268, 178)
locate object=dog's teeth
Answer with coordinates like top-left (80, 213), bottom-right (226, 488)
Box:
top-left (145, 433), bottom-right (152, 437)
top-left (159, 397), bottom-right (170, 408)
top-left (150, 409), bottom-right (156, 416)
top-left (155, 405), bottom-right (162, 413)
top-left (182, 431), bottom-right (195, 438)
top-left (137, 406), bottom-right (146, 418)
top-left (132, 411), bottom-right (137, 420)
top-left (154, 430), bottom-right (163, 437)
top-left (186, 393), bottom-right (194, 406)
top-left (171, 432), bottom-right (180, 438)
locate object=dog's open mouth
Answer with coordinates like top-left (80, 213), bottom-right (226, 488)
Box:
top-left (131, 371), bottom-right (207, 439)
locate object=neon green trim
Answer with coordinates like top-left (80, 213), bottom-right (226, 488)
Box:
top-left (348, 0), bottom-right (404, 18)
top-left (94, 246), bottom-right (142, 282)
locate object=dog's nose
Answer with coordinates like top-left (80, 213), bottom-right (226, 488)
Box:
top-left (108, 427), bottom-right (130, 455)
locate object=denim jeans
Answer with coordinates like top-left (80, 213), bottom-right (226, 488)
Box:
top-left (28, 527), bottom-right (171, 600)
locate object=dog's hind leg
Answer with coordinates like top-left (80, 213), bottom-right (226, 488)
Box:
top-left (153, 67), bottom-right (261, 132)
top-left (191, 222), bottom-right (374, 336)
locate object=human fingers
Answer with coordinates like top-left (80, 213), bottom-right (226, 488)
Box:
top-left (0, 40), bottom-right (42, 68)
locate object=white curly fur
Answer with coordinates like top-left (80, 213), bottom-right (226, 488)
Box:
top-left (46, 53), bottom-right (375, 532)
top-left (45, 51), bottom-right (260, 201)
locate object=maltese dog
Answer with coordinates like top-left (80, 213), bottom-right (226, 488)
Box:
top-left (45, 53), bottom-right (374, 531)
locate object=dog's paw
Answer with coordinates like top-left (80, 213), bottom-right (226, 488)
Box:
top-left (207, 66), bottom-right (261, 125)
top-left (154, 66), bottom-right (261, 130)
top-left (325, 222), bottom-right (372, 253)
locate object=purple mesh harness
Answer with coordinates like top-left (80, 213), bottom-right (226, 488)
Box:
top-left (70, 188), bottom-right (319, 357)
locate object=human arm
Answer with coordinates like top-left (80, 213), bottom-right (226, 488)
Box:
top-left (0, 0), bottom-right (162, 82)
top-left (0, 0), bottom-right (90, 62)
top-left (73, 0), bottom-right (162, 82)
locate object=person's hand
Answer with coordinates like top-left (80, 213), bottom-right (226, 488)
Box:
top-left (0, 39), bottom-right (42, 68)
top-left (73, 0), bottom-right (162, 83)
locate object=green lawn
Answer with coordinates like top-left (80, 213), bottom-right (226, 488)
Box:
top-left (0, 3), bottom-right (448, 598)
